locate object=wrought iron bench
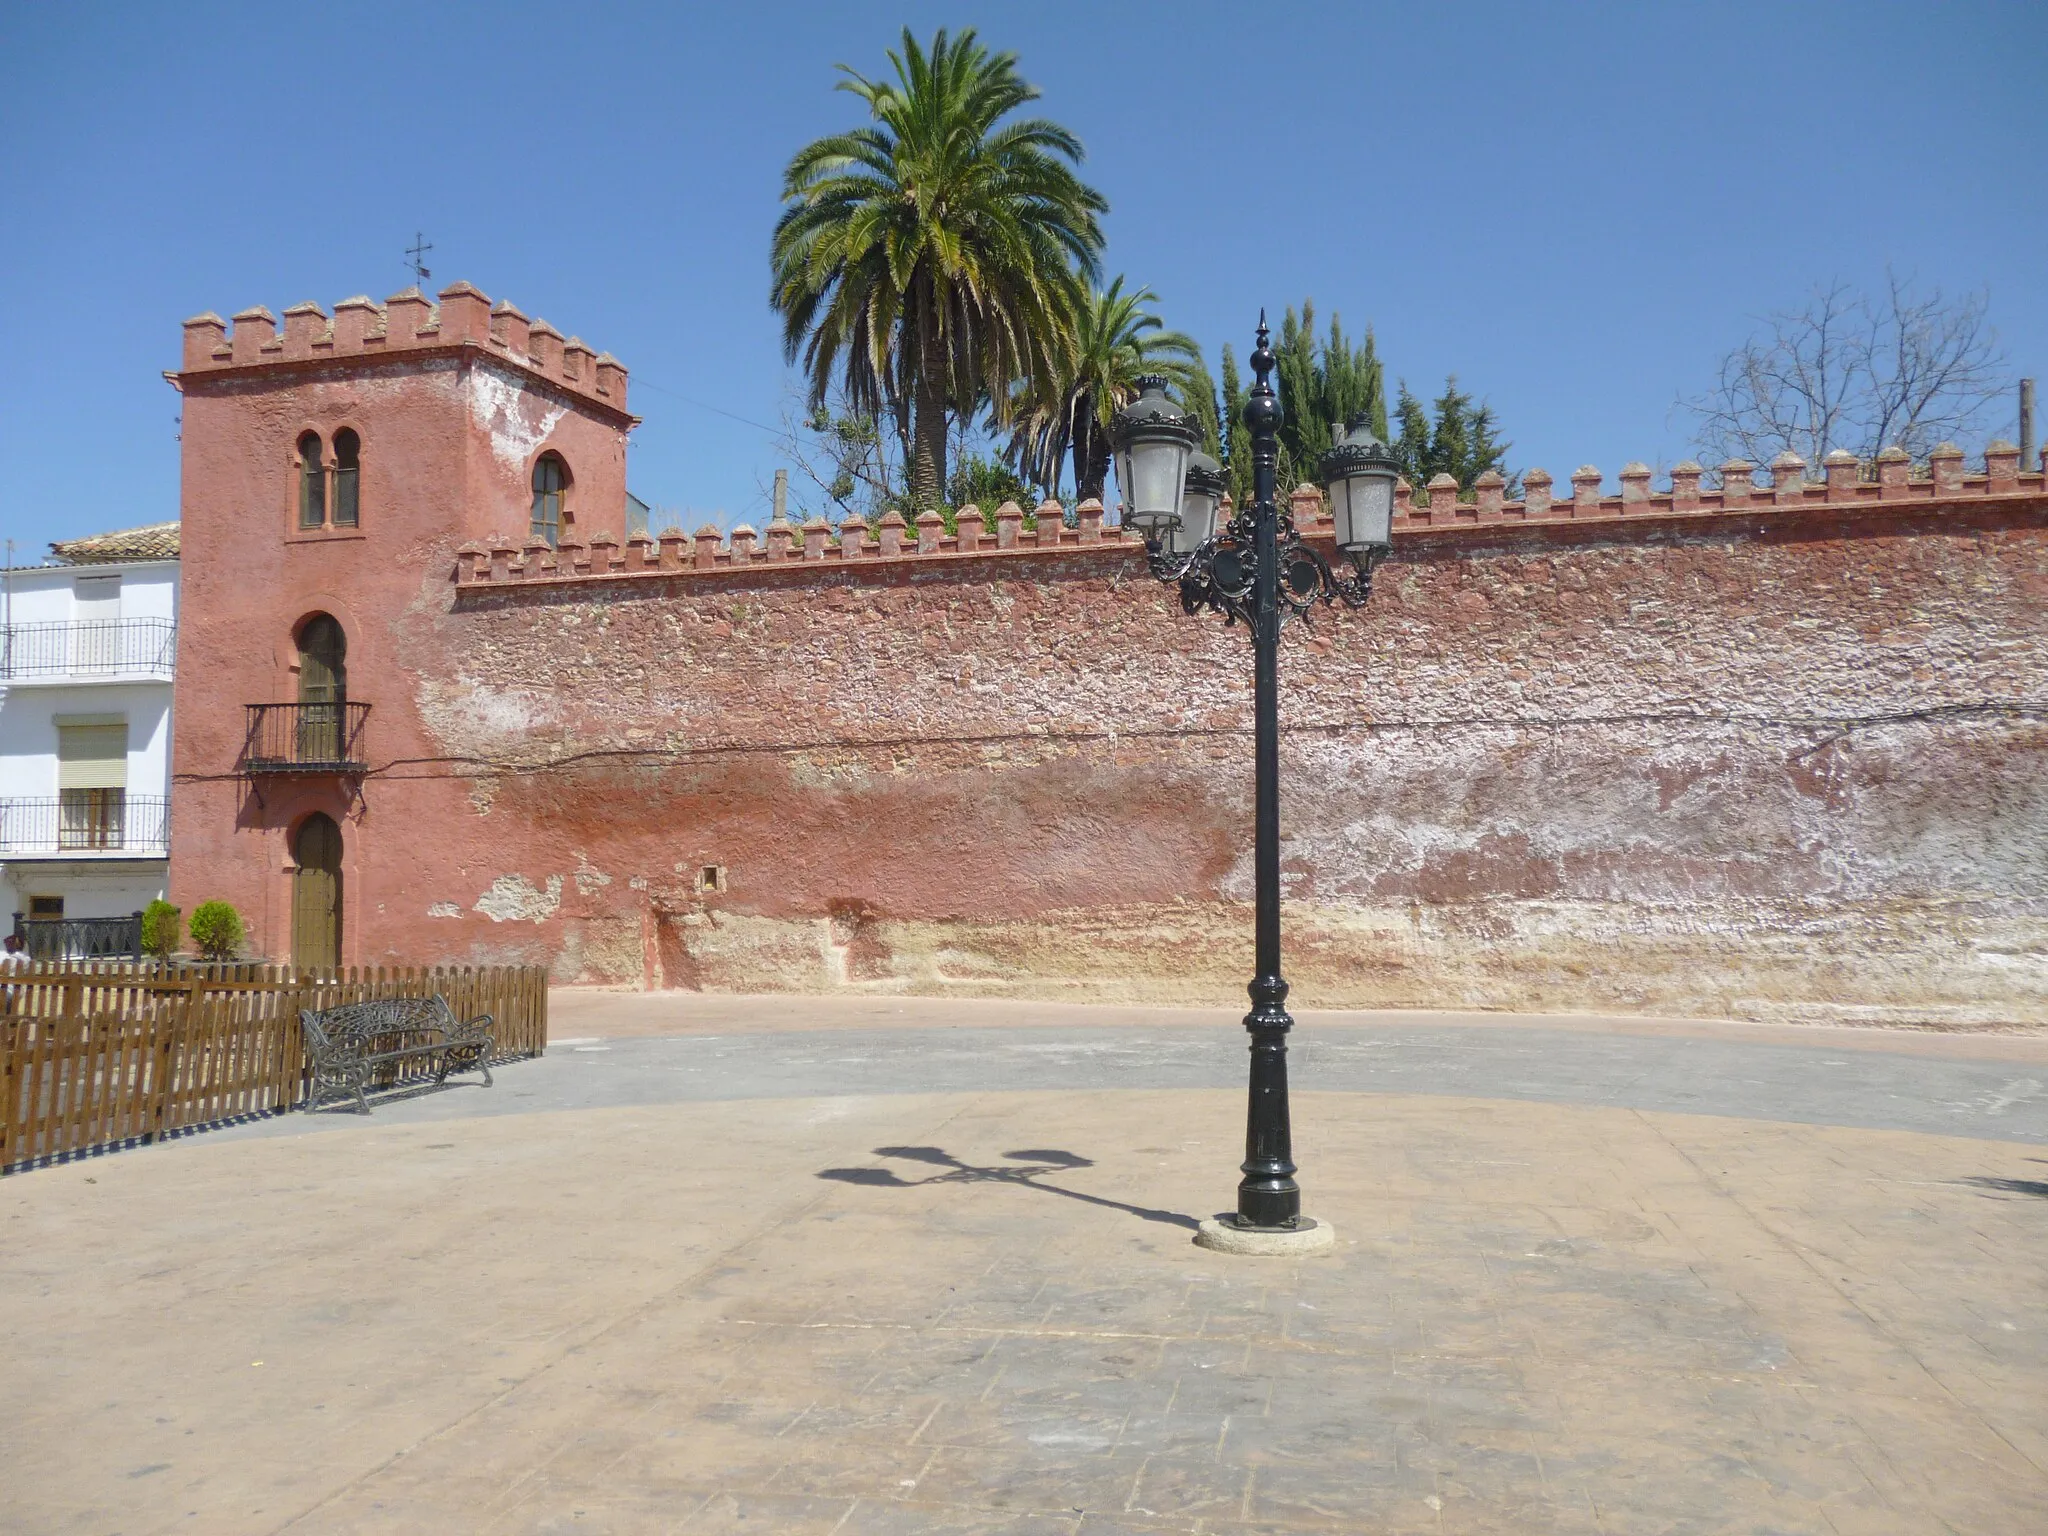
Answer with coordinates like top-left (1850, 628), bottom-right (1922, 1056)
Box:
top-left (299, 995), bottom-right (495, 1113)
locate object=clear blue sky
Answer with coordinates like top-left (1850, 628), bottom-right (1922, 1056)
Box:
top-left (2, 0), bottom-right (2042, 549)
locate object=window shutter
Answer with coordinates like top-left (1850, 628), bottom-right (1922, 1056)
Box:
top-left (74, 574), bottom-right (122, 618)
top-left (58, 723), bottom-right (128, 789)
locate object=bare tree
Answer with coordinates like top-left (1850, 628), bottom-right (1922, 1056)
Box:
top-left (1684, 272), bottom-right (2010, 470)
top-left (762, 383), bottom-right (903, 523)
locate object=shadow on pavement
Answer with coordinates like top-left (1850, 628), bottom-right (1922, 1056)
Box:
top-left (818, 1145), bottom-right (1200, 1230)
top-left (1960, 1175), bottom-right (2048, 1199)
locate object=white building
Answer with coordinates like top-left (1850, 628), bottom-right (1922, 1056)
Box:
top-left (0, 522), bottom-right (178, 956)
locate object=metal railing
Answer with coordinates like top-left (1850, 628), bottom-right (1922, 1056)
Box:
top-left (0, 795), bottom-right (170, 856)
top-left (10, 912), bottom-right (144, 963)
top-left (241, 702), bottom-right (370, 772)
top-left (0, 619), bottom-right (177, 679)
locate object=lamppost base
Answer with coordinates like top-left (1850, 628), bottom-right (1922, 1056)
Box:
top-left (1193, 1215), bottom-right (1336, 1258)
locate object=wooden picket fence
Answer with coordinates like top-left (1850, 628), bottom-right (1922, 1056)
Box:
top-left (0, 963), bottom-right (548, 1171)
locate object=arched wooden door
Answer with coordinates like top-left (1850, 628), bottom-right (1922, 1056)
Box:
top-left (297, 616), bottom-right (347, 763)
top-left (292, 813), bottom-right (343, 970)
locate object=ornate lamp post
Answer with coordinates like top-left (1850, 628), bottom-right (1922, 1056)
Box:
top-left (1112, 319), bottom-right (1399, 1256)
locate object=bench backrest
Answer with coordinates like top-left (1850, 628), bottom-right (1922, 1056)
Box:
top-left (299, 995), bottom-right (457, 1053)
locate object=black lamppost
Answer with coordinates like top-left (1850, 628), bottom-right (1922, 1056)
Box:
top-left (1112, 318), bottom-right (1400, 1255)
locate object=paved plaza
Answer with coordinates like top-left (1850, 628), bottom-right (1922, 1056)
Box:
top-left (5, 998), bottom-right (2048, 1533)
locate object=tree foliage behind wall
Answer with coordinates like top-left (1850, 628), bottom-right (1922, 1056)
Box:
top-left (1393, 377), bottom-right (1515, 498)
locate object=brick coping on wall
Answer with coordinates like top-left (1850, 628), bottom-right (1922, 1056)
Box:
top-left (453, 443), bottom-right (2048, 594)
top-left (174, 281), bottom-right (637, 425)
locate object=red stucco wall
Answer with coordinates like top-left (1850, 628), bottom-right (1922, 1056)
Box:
top-left (169, 297), bottom-right (2048, 1024)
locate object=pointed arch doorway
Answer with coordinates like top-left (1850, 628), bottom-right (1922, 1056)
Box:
top-left (292, 812), bottom-right (343, 970)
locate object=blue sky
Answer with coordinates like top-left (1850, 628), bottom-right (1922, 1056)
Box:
top-left (1, 0), bottom-right (2042, 549)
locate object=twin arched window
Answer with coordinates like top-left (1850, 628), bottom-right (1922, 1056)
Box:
top-left (297, 429), bottom-right (362, 531)
top-left (531, 453), bottom-right (570, 547)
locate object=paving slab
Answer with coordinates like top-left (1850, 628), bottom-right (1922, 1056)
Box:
top-left (6, 1057), bottom-right (2048, 1533)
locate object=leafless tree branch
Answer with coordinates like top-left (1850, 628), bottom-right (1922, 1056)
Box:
top-left (1684, 271), bottom-right (2010, 472)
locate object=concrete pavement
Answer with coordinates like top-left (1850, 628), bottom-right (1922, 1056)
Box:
top-left (4, 997), bottom-right (2046, 1533)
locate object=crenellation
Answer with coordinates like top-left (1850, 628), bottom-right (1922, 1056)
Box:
top-left (437, 281), bottom-right (490, 344)
top-left (1036, 499), bottom-right (1066, 545)
top-left (1473, 469), bottom-right (1507, 521)
top-left (526, 318), bottom-right (563, 374)
top-left (1929, 442), bottom-right (1965, 495)
top-left (1986, 439), bottom-right (2020, 494)
top-left (1670, 462), bottom-right (1702, 511)
top-left (229, 306), bottom-right (275, 365)
top-left (175, 282), bottom-right (634, 422)
top-left (182, 312), bottom-right (227, 370)
top-left (489, 300), bottom-right (529, 354)
top-left (1571, 465), bottom-right (1602, 516)
top-left (1876, 445), bottom-right (1911, 497)
top-left (1770, 450), bottom-right (1806, 503)
top-left (385, 287), bottom-right (434, 346)
top-left (281, 301), bottom-right (327, 358)
top-left (444, 431), bottom-right (2048, 594)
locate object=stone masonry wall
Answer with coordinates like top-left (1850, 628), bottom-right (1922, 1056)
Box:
top-left (378, 490), bottom-right (2048, 1026)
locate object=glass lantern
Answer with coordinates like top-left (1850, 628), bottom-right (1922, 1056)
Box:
top-left (1174, 450), bottom-right (1226, 555)
top-left (1110, 376), bottom-right (1199, 537)
top-left (1319, 413), bottom-right (1401, 563)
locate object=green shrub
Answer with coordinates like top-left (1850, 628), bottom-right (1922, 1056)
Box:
top-left (188, 901), bottom-right (244, 962)
top-left (141, 899), bottom-right (181, 960)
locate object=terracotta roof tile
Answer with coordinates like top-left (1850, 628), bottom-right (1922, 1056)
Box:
top-left (48, 521), bottom-right (181, 564)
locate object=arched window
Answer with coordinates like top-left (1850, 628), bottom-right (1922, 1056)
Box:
top-left (332, 429), bottom-right (360, 528)
top-left (531, 453), bottom-right (569, 547)
top-left (298, 432), bottom-right (325, 529)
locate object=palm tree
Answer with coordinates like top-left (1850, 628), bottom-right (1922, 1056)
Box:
top-left (771, 28), bottom-right (1107, 507)
top-left (1008, 278), bottom-right (1202, 502)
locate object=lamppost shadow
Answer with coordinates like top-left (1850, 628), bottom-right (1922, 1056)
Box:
top-left (817, 1145), bottom-right (1201, 1231)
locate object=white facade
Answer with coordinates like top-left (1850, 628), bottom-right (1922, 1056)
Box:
top-left (0, 554), bottom-right (179, 940)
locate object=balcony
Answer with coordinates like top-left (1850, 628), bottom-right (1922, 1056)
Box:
top-left (0, 794), bottom-right (170, 858)
top-left (10, 911), bottom-right (144, 962)
top-left (0, 618), bottom-right (177, 681)
top-left (241, 702), bottom-right (370, 774)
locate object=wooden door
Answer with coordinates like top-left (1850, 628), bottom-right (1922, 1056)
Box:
top-left (292, 813), bottom-right (343, 970)
top-left (297, 616), bottom-right (347, 762)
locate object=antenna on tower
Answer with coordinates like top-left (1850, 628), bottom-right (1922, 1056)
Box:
top-left (405, 232), bottom-right (434, 285)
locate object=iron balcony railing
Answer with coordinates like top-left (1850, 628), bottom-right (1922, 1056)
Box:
top-left (0, 618), bottom-right (177, 679)
top-left (242, 702), bottom-right (370, 773)
top-left (0, 794), bottom-right (170, 856)
top-left (11, 911), bottom-right (144, 962)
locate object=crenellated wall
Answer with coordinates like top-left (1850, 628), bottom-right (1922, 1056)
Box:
top-left (180, 282), bottom-right (631, 416)
top-left (447, 442), bottom-right (2048, 588)
top-left (169, 411), bottom-right (2048, 1026)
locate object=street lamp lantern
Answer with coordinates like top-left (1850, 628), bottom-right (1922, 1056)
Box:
top-left (1115, 316), bottom-right (1395, 1258)
top-left (1320, 413), bottom-right (1401, 567)
top-left (1112, 375), bottom-right (1199, 536)
top-left (1175, 450), bottom-right (1227, 555)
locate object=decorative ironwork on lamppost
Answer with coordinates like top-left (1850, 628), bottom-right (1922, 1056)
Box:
top-left (1112, 319), bottom-right (1399, 1256)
